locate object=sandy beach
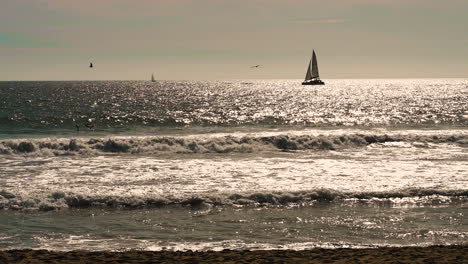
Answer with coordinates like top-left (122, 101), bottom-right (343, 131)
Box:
top-left (1, 246), bottom-right (466, 264)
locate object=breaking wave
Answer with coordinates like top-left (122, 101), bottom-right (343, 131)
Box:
top-left (1, 133), bottom-right (467, 156)
top-left (0, 188), bottom-right (467, 211)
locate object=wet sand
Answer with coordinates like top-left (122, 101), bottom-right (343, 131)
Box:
top-left (0, 246), bottom-right (466, 264)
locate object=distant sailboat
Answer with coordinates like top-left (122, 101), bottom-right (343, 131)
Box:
top-left (151, 74), bottom-right (156, 82)
top-left (302, 50), bottom-right (324, 85)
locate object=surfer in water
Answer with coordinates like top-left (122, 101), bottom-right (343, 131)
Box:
top-left (84, 123), bottom-right (94, 130)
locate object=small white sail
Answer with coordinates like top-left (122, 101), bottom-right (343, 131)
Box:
top-left (311, 50), bottom-right (319, 79)
top-left (304, 50), bottom-right (320, 81)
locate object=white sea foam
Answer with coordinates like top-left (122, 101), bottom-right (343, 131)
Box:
top-left (2, 80), bottom-right (468, 251)
top-left (1, 129), bottom-right (467, 156)
top-left (1, 131), bottom-right (467, 211)
top-left (1, 189), bottom-right (467, 211)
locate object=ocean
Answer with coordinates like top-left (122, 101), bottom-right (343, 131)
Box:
top-left (0, 79), bottom-right (467, 251)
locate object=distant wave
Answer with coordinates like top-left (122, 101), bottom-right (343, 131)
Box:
top-left (0, 188), bottom-right (467, 211)
top-left (1, 133), bottom-right (467, 156)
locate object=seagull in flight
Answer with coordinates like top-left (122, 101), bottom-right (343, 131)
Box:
top-left (250, 65), bottom-right (261, 68)
top-left (89, 62), bottom-right (94, 68)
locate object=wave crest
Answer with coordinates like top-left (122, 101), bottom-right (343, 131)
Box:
top-left (1, 188), bottom-right (467, 211)
top-left (1, 133), bottom-right (467, 156)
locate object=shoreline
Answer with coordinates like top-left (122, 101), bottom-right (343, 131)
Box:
top-left (1, 245), bottom-right (466, 264)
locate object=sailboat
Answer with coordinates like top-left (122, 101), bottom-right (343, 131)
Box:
top-left (151, 74), bottom-right (156, 82)
top-left (302, 50), bottom-right (324, 85)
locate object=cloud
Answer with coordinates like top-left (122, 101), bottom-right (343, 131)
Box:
top-left (291, 19), bottom-right (350, 24)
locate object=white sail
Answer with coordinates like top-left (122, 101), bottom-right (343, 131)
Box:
top-left (304, 50), bottom-right (320, 81)
top-left (302, 49), bottom-right (324, 85)
top-left (311, 50), bottom-right (319, 78)
top-left (304, 59), bottom-right (312, 81)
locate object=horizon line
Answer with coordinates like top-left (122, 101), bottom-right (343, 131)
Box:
top-left (1, 77), bottom-right (467, 82)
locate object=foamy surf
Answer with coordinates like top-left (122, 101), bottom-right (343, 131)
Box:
top-left (1, 129), bottom-right (467, 156)
top-left (1, 188), bottom-right (467, 211)
top-left (1, 80), bottom-right (467, 252)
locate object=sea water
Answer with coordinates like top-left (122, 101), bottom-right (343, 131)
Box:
top-left (0, 79), bottom-right (467, 251)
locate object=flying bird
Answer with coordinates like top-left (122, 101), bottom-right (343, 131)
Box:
top-left (89, 62), bottom-right (93, 68)
top-left (250, 65), bottom-right (261, 68)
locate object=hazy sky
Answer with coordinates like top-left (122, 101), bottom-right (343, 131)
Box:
top-left (1, 0), bottom-right (466, 80)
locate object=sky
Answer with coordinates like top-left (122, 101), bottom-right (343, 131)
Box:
top-left (0, 0), bottom-right (467, 80)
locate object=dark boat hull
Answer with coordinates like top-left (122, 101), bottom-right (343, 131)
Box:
top-left (302, 80), bottom-right (325, 85)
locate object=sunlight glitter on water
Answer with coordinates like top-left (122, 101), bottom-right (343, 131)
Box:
top-left (1, 79), bottom-right (467, 251)
top-left (1, 79), bottom-right (467, 133)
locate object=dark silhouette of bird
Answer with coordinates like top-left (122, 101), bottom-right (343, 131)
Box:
top-left (250, 65), bottom-right (261, 68)
top-left (89, 62), bottom-right (93, 68)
